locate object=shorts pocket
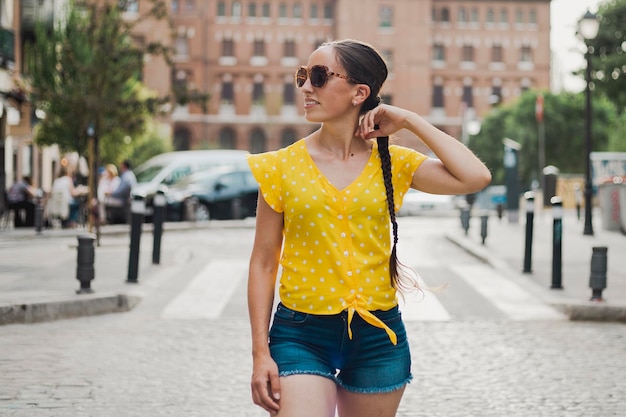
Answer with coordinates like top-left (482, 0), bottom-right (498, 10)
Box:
top-left (272, 303), bottom-right (309, 325)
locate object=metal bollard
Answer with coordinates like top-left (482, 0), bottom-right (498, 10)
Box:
top-left (152, 190), bottom-right (166, 265)
top-left (589, 246), bottom-right (608, 301)
top-left (550, 197), bottom-right (563, 289)
top-left (522, 191), bottom-right (535, 273)
top-left (460, 206), bottom-right (470, 236)
top-left (76, 233), bottom-right (96, 294)
top-left (34, 196), bottom-right (44, 234)
top-left (127, 194), bottom-right (145, 284)
top-left (480, 213), bottom-right (488, 245)
top-left (496, 203), bottom-right (504, 221)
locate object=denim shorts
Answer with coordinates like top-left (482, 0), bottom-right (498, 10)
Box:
top-left (269, 303), bottom-right (412, 394)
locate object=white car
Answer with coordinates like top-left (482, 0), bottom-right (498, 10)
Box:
top-left (397, 189), bottom-right (456, 216)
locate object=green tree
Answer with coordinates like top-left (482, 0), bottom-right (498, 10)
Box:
top-left (470, 90), bottom-right (617, 188)
top-left (587, 0), bottom-right (626, 113)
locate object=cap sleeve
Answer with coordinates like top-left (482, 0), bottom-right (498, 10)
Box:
top-left (247, 152), bottom-right (284, 213)
top-left (389, 145), bottom-right (428, 212)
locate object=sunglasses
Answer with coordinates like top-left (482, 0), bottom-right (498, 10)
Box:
top-left (295, 65), bottom-right (361, 88)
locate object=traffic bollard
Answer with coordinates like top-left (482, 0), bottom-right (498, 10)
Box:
top-left (76, 233), bottom-right (96, 294)
top-left (496, 203), bottom-right (504, 221)
top-left (550, 197), bottom-right (563, 289)
top-left (34, 195), bottom-right (44, 234)
top-left (152, 189), bottom-right (166, 265)
top-left (589, 246), bottom-right (608, 302)
top-left (480, 213), bottom-right (488, 245)
top-left (522, 191), bottom-right (535, 273)
top-left (460, 206), bottom-right (470, 236)
top-left (127, 194), bottom-right (145, 284)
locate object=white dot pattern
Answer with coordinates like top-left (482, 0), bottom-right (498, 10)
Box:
top-left (247, 140), bottom-right (426, 316)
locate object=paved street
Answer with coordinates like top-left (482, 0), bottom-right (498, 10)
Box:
top-left (1, 218), bottom-right (625, 416)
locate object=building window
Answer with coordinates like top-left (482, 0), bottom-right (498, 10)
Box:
top-left (515, 9), bottom-right (523, 24)
top-left (281, 128), bottom-right (297, 147)
top-left (490, 85), bottom-right (502, 105)
top-left (462, 45), bottom-right (474, 62)
top-left (380, 49), bottom-right (393, 72)
top-left (500, 9), bottom-right (508, 24)
top-left (432, 7), bottom-right (437, 22)
top-left (175, 35), bottom-right (189, 57)
top-left (433, 43), bottom-right (445, 61)
top-left (219, 128), bottom-right (237, 149)
top-left (172, 0), bottom-right (179, 12)
top-left (222, 81), bottom-right (234, 104)
top-left (324, 3), bottom-right (333, 19)
top-left (252, 82), bottom-right (264, 104)
top-left (123, 0), bottom-right (139, 12)
top-left (470, 8), bottom-right (479, 23)
top-left (283, 82), bottom-right (295, 105)
top-left (529, 9), bottom-right (537, 25)
top-left (262, 2), bottom-right (271, 18)
top-left (520, 46), bottom-right (532, 63)
top-left (253, 39), bottom-right (266, 57)
top-left (279, 3), bottom-right (287, 18)
top-left (432, 85), bottom-right (444, 108)
top-left (462, 85), bottom-right (473, 108)
top-left (250, 128), bottom-right (267, 154)
top-left (222, 39), bottom-right (235, 57)
top-left (293, 3), bottom-right (302, 19)
top-left (217, 1), bottom-right (226, 17)
top-left (232, 2), bottom-right (242, 18)
top-left (184, 0), bottom-right (194, 11)
top-left (441, 7), bottom-right (450, 23)
top-left (381, 94), bottom-right (393, 105)
top-left (492, 45), bottom-right (503, 63)
top-left (248, 3), bottom-right (257, 17)
top-left (457, 7), bottom-right (466, 23)
top-left (310, 4), bottom-right (318, 19)
top-left (379, 6), bottom-right (393, 28)
top-left (284, 40), bottom-right (296, 57)
top-left (486, 8), bottom-right (494, 24)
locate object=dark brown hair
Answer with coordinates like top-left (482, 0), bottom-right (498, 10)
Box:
top-left (327, 39), bottom-right (412, 291)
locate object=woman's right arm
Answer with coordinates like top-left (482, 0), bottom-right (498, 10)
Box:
top-left (248, 192), bottom-right (284, 413)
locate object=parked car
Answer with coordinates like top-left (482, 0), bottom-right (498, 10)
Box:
top-left (132, 149), bottom-right (249, 217)
top-left (397, 189), bottom-right (456, 216)
top-left (164, 166), bottom-right (259, 221)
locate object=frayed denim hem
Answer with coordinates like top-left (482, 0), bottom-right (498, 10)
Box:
top-left (279, 369), bottom-right (338, 383)
top-left (337, 374), bottom-right (413, 394)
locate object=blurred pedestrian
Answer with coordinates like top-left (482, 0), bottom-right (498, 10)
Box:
top-left (7, 176), bottom-right (36, 228)
top-left (106, 159), bottom-right (136, 223)
top-left (246, 39), bottom-right (491, 416)
top-left (95, 164), bottom-right (120, 225)
top-left (49, 167), bottom-right (84, 228)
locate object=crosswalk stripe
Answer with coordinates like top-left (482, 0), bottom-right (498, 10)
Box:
top-left (398, 275), bottom-right (451, 321)
top-left (161, 259), bottom-right (248, 320)
top-left (449, 264), bottom-right (566, 320)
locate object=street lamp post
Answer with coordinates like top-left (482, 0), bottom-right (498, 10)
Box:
top-left (578, 10), bottom-right (599, 236)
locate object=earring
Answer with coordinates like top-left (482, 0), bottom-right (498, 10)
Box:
top-left (352, 101), bottom-right (357, 106)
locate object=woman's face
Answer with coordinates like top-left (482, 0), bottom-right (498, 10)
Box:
top-left (300, 46), bottom-right (357, 124)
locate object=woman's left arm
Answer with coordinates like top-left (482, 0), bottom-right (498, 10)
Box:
top-left (358, 104), bottom-right (491, 195)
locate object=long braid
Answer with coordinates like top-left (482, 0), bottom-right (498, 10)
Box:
top-left (377, 135), bottom-right (401, 289)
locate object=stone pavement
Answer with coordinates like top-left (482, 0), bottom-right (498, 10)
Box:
top-left (0, 207), bottom-right (625, 326)
top-left (445, 206), bottom-right (626, 322)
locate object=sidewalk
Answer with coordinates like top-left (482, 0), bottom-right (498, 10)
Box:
top-left (446, 207), bottom-right (626, 322)
top-left (1, 209), bottom-right (624, 326)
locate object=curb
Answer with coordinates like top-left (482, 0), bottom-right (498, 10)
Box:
top-left (0, 293), bottom-right (141, 326)
top-left (445, 232), bottom-right (626, 324)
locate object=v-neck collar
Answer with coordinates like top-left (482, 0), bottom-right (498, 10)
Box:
top-left (301, 139), bottom-right (379, 193)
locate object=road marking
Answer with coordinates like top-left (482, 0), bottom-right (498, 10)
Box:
top-left (450, 264), bottom-right (566, 320)
top-left (398, 275), bottom-right (451, 321)
top-left (161, 259), bottom-right (248, 320)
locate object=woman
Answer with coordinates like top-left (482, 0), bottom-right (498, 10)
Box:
top-left (247, 39), bottom-right (491, 417)
top-left (50, 166), bottom-right (83, 228)
top-left (96, 164), bottom-right (120, 225)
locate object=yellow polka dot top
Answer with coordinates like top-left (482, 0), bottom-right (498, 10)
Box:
top-left (247, 139), bottom-right (427, 344)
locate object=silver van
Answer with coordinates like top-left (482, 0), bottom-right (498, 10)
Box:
top-left (132, 149), bottom-right (250, 214)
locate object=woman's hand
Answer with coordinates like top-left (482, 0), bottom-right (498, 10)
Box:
top-left (251, 353), bottom-right (281, 413)
top-left (355, 104), bottom-right (414, 139)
